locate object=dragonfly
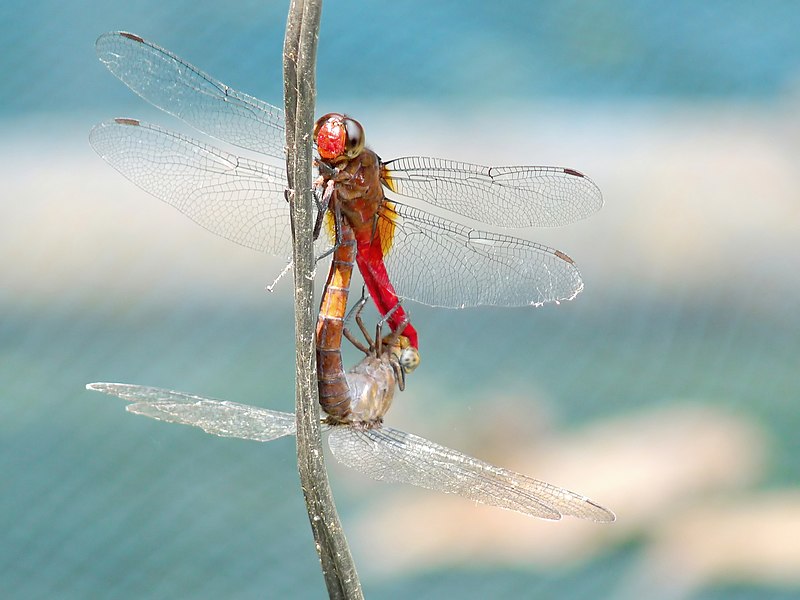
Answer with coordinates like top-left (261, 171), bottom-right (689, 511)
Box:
top-left (89, 31), bottom-right (604, 350)
top-left (86, 307), bottom-right (614, 522)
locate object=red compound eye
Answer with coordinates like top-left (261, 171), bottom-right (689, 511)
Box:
top-left (314, 113), bottom-right (366, 161)
top-left (315, 114), bottom-right (347, 160)
top-left (316, 121), bottom-right (346, 160)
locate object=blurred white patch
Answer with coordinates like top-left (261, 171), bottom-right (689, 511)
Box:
top-left (348, 402), bottom-right (768, 580)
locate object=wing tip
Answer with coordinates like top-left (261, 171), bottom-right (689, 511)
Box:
top-left (86, 381), bottom-right (138, 402)
top-left (588, 501), bottom-right (617, 523)
top-left (562, 166), bottom-right (604, 212)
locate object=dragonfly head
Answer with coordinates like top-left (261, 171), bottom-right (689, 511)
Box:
top-left (314, 113), bottom-right (365, 163)
top-left (399, 346), bottom-right (420, 373)
top-left (385, 334), bottom-right (420, 374)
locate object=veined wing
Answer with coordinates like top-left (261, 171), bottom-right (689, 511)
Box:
top-left (328, 425), bottom-right (615, 522)
top-left (86, 382), bottom-right (297, 441)
top-left (96, 31), bottom-right (285, 158)
top-left (89, 118), bottom-right (306, 258)
top-left (378, 202), bottom-right (584, 309)
top-left (383, 157), bottom-right (602, 228)
top-left (88, 383), bottom-right (615, 521)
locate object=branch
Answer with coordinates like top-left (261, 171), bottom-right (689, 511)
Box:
top-left (283, 2), bottom-right (364, 598)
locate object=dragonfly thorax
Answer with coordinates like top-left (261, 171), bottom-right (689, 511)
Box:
top-left (341, 356), bottom-right (398, 427)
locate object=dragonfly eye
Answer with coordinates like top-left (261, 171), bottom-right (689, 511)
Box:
top-left (313, 112), bottom-right (338, 139)
top-left (399, 347), bottom-right (420, 373)
top-left (313, 113), bottom-right (365, 161)
top-left (314, 113), bottom-right (347, 161)
top-left (342, 117), bottom-right (365, 159)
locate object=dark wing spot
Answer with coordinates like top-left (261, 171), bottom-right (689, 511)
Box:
top-left (554, 250), bottom-right (575, 264)
top-left (120, 32), bottom-right (145, 43)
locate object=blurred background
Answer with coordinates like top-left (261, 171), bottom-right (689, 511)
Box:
top-left (2, 1), bottom-right (799, 598)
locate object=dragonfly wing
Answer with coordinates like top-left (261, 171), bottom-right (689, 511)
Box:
top-left (383, 157), bottom-right (603, 228)
top-left (379, 202), bottom-right (583, 309)
top-left (327, 425), bottom-right (615, 521)
top-left (87, 382), bottom-right (297, 442)
top-left (96, 31), bottom-right (285, 158)
top-left (90, 118), bottom-right (297, 257)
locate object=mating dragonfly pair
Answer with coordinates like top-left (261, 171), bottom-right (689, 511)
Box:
top-left (87, 32), bottom-right (614, 522)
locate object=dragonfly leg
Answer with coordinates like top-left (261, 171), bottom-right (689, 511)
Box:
top-left (374, 299), bottom-right (410, 389)
top-left (315, 245), bottom-right (335, 262)
top-left (343, 328), bottom-right (370, 356)
top-left (345, 287), bottom-right (376, 349)
top-left (377, 298), bottom-right (420, 379)
top-left (343, 288), bottom-right (373, 356)
top-left (312, 178), bottom-right (335, 240)
top-left (395, 363), bottom-right (406, 391)
top-left (314, 200), bottom-right (346, 274)
top-left (343, 285), bottom-right (369, 326)
top-left (312, 162), bottom-right (352, 240)
top-left (379, 300), bottom-right (409, 348)
top-left (314, 158), bottom-right (336, 178)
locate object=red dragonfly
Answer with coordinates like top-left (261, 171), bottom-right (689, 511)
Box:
top-left (89, 32), bottom-right (603, 350)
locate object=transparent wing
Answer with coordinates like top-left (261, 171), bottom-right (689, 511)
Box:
top-left (379, 202), bottom-right (584, 308)
top-left (328, 425), bottom-right (615, 522)
top-left (96, 31), bottom-right (285, 158)
top-left (90, 118), bottom-right (302, 257)
top-left (93, 31), bottom-right (594, 309)
top-left (86, 382), bottom-right (297, 442)
top-left (383, 157), bottom-right (603, 228)
top-left (89, 118), bottom-right (581, 309)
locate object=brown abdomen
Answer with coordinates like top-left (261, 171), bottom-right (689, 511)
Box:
top-left (316, 217), bottom-right (357, 422)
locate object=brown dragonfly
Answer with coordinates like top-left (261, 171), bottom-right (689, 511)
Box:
top-left (87, 287), bottom-right (614, 522)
